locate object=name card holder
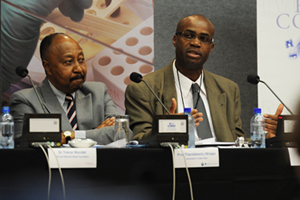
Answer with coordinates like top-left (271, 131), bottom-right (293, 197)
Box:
top-left (16, 113), bottom-right (62, 148)
top-left (153, 115), bottom-right (188, 146)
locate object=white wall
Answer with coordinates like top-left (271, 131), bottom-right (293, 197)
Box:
top-left (257, 0), bottom-right (300, 115)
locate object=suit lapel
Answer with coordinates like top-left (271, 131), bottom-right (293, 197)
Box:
top-left (204, 71), bottom-right (231, 141)
top-left (75, 89), bottom-right (93, 129)
top-left (162, 61), bottom-right (178, 113)
top-left (38, 79), bottom-right (64, 113)
top-left (38, 79), bottom-right (72, 131)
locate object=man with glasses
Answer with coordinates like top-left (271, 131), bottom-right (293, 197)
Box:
top-left (125, 14), bottom-right (245, 142)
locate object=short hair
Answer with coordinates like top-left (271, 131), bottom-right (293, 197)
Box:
top-left (39, 33), bottom-right (67, 61)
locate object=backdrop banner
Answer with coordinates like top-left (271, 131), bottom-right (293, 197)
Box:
top-left (257, 0), bottom-right (300, 115)
top-left (1, 0), bottom-right (154, 113)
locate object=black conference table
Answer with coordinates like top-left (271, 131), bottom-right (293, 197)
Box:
top-left (1, 147), bottom-right (300, 200)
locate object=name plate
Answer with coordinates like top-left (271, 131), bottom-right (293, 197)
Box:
top-left (159, 119), bottom-right (187, 133)
top-left (174, 148), bottom-right (219, 168)
top-left (30, 118), bottom-right (60, 132)
top-left (48, 148), bottom-right (97, 168)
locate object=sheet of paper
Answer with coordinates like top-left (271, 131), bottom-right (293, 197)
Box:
top-left (195, 141), bottom-right (236, 147)
top-left (288, 148), bottom-right (300, 166)
top-left (102, 138), bottom-right (126, 148)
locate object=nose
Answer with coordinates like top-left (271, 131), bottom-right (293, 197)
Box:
top-left (73, 61), bottom-right (85, 73)
top-left (189, 37), bottom-right (202, 48)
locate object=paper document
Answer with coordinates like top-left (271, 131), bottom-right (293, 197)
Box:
top-left (195, 141), bottom-right (236, 147)
top-left (288, 148), bottom-right (300, 166)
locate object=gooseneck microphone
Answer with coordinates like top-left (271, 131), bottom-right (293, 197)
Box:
top-left (247, 74), bottom-right (260, 84)
top-left (15, 66), bottom-right (29, 78)
top-left (247, 74), bottom-right (294, 115)
top-left (130, 72), bottom-right (171, 115)
top-left (15, 66), bottom-right (47, 113)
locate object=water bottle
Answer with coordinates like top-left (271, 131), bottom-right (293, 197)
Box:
top-left (0, 106), bottom-right (14, 149)
top-left (184, 108), bottom-right (195, 148)
top-left (250, 108), bottom-right (265, 148)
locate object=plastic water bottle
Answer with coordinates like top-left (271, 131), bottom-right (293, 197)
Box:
top-left (0, 106), bottom-right (14, 149)
top-left (250, 108), bottom-right (265, 148)
top-left (184, 108), bottom-right (195, 148)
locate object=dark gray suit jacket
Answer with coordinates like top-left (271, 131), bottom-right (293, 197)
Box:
top-left (10, 78), bottom-right (120, 145)
top-left (125, 61), bottom-right (245, 142)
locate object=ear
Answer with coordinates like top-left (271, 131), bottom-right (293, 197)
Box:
top-left (42, 60), bottom-right (51, 75)
top-left (209, 42), bottom-right (215, 53)
top-left (173, 35), bottom-right (177, 47)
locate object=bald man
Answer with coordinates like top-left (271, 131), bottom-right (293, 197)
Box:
top-left (10, 33), bottom-right (125, 145)
top-left (125, 14), bottom-right (245, 142)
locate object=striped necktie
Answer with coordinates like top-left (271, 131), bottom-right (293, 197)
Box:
top-left (65, 94), bottom-right (78, 130)
top-left (191, 83), bottom-right (212, 140)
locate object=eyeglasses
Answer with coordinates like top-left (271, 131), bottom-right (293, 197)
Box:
top-left (176, 31), bottom-right (214, 44)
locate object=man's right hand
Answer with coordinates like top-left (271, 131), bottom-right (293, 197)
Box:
top-left (168, 98), bottom-right (177, 114)
top-left (96, 117), bottom-right (115, 129)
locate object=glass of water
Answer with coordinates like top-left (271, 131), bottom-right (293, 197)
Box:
top-left (114, 115), bottom-right (130, 143)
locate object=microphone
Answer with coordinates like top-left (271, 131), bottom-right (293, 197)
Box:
top-left (16, 66), bottom-right (29, 78)
top-left (247, 74), bottom-right (260, 84)
top-left (130, 72), bottom-right (171, 115)
top-left (129, 72), bottom-right (142, 83)
top-left (247, 74), bottom-right (294, 115)
top-left (15, 66), bottom-right (47, 113)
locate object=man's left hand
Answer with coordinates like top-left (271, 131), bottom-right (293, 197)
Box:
top-left (96, 117), bottom-right (115, 129)
top-left (264, 103), bottom-right (284, 139)
top-left (61, 131), bottom-right (75, 144)
top-left (168, 98), bottom-right (203, 127)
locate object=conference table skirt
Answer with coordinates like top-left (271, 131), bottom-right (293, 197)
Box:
top-left (0, 148), bottom-right (299, 200)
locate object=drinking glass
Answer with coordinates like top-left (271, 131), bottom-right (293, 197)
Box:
top-left (114, 115), bottom-right (130, 143)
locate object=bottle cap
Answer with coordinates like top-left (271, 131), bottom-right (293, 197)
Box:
top-left (254, 108), bottom-right (261, 114)
top-left (2, 106), bottom-right (10, 113)
top-left (184, 108), bottom-right (191, 113)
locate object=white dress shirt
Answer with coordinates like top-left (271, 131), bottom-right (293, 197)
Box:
top-left (48, 80), bottom-right (86, 139)
top-left (172, 60), bottom-right (216, 143)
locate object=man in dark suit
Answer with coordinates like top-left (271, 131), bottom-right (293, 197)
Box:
top-left (125, 14), bottom-right (245, 142)
top-left (10, 33), bottom-right (121, 144)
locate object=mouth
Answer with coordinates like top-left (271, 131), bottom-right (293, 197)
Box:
top-left (186, 49), bottom-right (202, 58)
top-left (70, 74), bottom-right (85, 82)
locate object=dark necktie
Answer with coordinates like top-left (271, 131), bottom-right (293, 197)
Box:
top-left (65, 94), bottom-right (78, 130)
top-left (191, 83), bottom-right (212, 140)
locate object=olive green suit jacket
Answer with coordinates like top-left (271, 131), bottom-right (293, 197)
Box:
top-left (125, 61), bottom-right (245, 142)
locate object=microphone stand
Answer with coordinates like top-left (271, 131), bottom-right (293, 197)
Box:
top-left (141, 80), bottom-right (171, 115)
top-left (259, 80), bottom-right (294, 115)
top-left (27, 74), bottom-right (47, 113)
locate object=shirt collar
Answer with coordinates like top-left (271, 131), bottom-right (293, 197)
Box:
top-left (173, 59), bottom-right (206, 97)
top-left (48, 80), bottom-right (76, 105)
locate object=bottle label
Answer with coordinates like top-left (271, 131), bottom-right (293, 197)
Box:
top-left (250, 132), bottom-right (266, 148)
top-left (0, 122), bottom-right (14, 137)
top-left (0, 122), bottom-right (14, 149)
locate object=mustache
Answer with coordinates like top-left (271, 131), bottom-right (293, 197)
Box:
top-left (70, 74), bottom-right (85, 82)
